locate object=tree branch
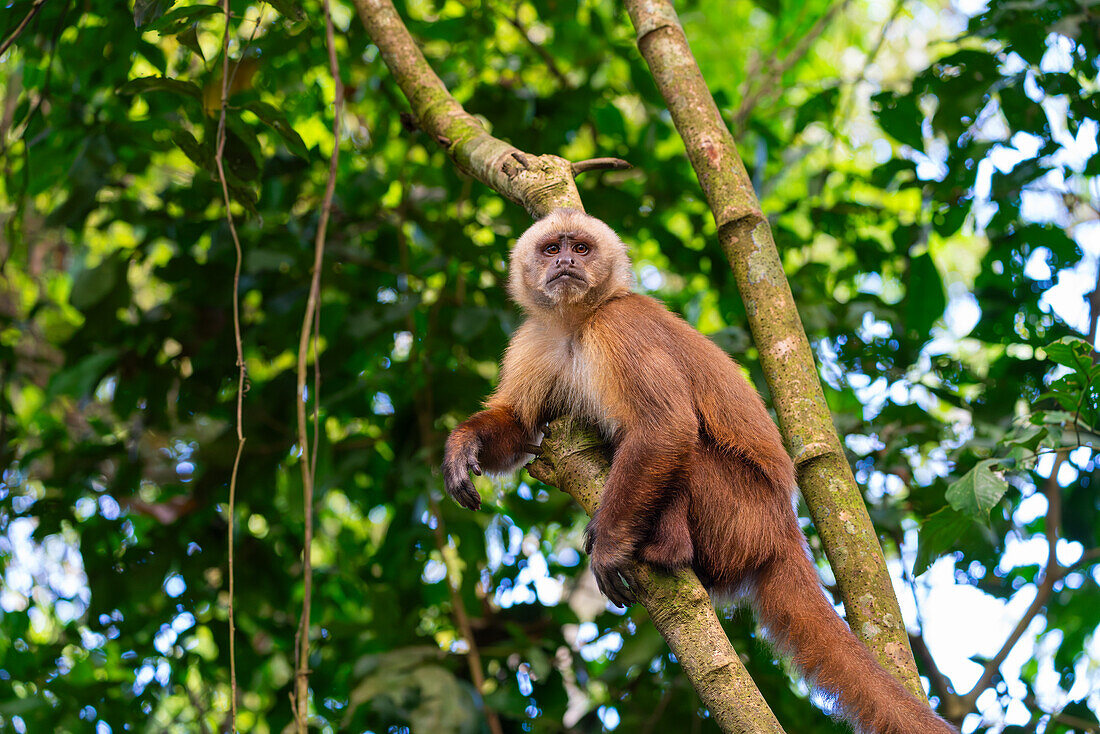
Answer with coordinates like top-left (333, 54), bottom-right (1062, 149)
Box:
top-left (623, 0), bottom-right (926, 699)
top-left (352, 2), bottom-right (785, 730)
top-left (355, 0), bottom-right (581, 216)
top-left (958, 460), bottom-right (1064, 711)
top-left (910, 633), bottom-right (959, 712)
top-left (571, 157), bottom-right (632, 175)
top-left (0, 0), bottom-right (50, 57)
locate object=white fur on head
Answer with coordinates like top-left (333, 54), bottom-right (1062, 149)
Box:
top-left (507, 209), bottom-right (634, 313)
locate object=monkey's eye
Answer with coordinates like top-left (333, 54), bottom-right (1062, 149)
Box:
top-left (544, 243), bottom-right (560, 255)
top-left (573, 243), bottom-right (589, 255)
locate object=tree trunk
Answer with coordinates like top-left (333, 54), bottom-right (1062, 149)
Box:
top-left (623, 0), bottom-right (926, 697)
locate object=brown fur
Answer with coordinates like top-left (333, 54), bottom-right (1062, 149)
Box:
top-left (442, 209), bottom-right (956, 734)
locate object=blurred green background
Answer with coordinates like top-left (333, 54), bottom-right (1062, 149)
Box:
top-left (1, 0), bottom-right (1099, 731)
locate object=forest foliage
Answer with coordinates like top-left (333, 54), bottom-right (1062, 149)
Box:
top-left (1, 0), bottom-right (1099, 731)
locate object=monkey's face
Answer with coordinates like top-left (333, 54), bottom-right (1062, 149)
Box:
top-left (509, 209), bottom-right (633, 314)
top-left (537, 230), bottom-right (596, 302)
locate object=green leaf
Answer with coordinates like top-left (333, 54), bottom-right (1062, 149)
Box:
top-left (70, 257), bottom-right (124, 310)
top-left (267, 0), bottom-right (305, 21)
top-left (178, 25), bottom-right (205, 60)
top-left (794, 87), bottom-right (839, 131)
top-left (1005, 423), bottom-right (1047, 452)
top-left (117, 76), bottom-right (202, 100)
top-left (145, 4), bottom-right (221, 34)
top-left (47, 350), bottom-right (120, 400)
top-left (904, 251), bottom-right (946, 338)
top-left (243, 101), bottom-right (310, 159)
top-left (932, 201), bottom-right (968, 237)
top-left (946, 459), bottom-right (1009, 521)
top-left (914, 507), bottom-right (972, 575)
top-left (133, 0), bottom-right (176, 27)
top-left (1044, 336), bottom-right (1095, 373)
top-left (872, 91), bottom-right (924, 151)
top-left (172, 129), bottom-right (212, 171)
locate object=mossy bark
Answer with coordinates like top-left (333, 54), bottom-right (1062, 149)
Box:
top-left (624, 0), bottom-right (925, 697)
top-left (354, 1), bottom-right (786, 730)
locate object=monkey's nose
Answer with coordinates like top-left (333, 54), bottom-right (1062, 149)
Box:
top-left (556, 256), bottom-right (575, 266)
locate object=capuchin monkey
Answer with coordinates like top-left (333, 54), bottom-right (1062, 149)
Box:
top-left (443, 209), bottom-right (955, 734)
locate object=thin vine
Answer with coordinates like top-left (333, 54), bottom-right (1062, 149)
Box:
top-left (292, 0), bottom-right (343, 729)
top-left (212, 0), bottom-right (246, 728)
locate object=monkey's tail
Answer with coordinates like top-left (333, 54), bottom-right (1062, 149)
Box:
top-left (750, 548), bottom-right (957, 734)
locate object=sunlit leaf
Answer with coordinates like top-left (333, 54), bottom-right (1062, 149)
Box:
top-left (946, 459), bottom-right (1008, 522)
top-left (243, 101), bottom-right (310, 159)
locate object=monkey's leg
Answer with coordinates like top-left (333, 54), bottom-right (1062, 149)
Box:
top-left (443, 406), bottom-right (534, 510)
top-left (639, 489), bottom-right (694, 570)
top-left (584, 425), bottom-right (693, 606)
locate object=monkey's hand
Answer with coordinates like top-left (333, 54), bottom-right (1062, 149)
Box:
top-left (442, 432), bottom-right (483, 511)
top-left (584, 518), bottom-right (636, 608)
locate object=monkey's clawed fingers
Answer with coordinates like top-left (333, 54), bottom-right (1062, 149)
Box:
top-left (585, 520), bottom-right (635, 607)
top-left (524, 443), bottom-right (543, 456)
top-left (592, 558), bottom-right (635, 608)
top-left (442, 443), bottom-right (483, 511)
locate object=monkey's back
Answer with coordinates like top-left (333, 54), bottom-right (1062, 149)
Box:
top-left (589, 293), bottom-right (796, 494)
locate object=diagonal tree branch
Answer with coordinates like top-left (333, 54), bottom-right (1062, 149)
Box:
top-left (356, 0), bottom-right (581, 217)
top-left (623, 0), bottom-right (926, 699)
top-left (352, 1), bottom-right (784, 731)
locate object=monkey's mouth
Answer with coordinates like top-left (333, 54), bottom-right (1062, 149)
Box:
top-left (546, 270), bottom-right (587, 286)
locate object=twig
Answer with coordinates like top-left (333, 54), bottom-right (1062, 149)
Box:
top-left (958, 460), bottom-right (1065, 711)
top-left (293, 0), bottom-right (343, 730)
top-left (896, 528), bottom-right (961, 715)
top-left (571, 157), bottom-right (632, 175)
top-left (830, 0), bottom-right (906, 133)
top-left (1024, 693), bottom-right (1100, 732)
top-left (910, 633), bottom-right (961, 715)
top-left (429, 498), bottom-right (504, 734)
top-left (213, 0), bottom-right (246, 729)
top-left (493, 3), bottom-right (570, 88)
top-left (0, 0), bottom-right (49, 57)
top-left (733, 0), bottom-right (853, 128)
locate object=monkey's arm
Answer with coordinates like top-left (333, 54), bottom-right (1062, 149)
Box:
top-left (443, 322), bottom-right (549, 510)
top-left (443, 406), bottom-right (537, 510)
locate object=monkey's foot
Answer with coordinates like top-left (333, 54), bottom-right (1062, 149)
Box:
top-left (442, 436), bottom-right (483, 511)
top-left (590, 551), bottom-right (635, 608)
top-left (584, 520), bottom-right (636, 607)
